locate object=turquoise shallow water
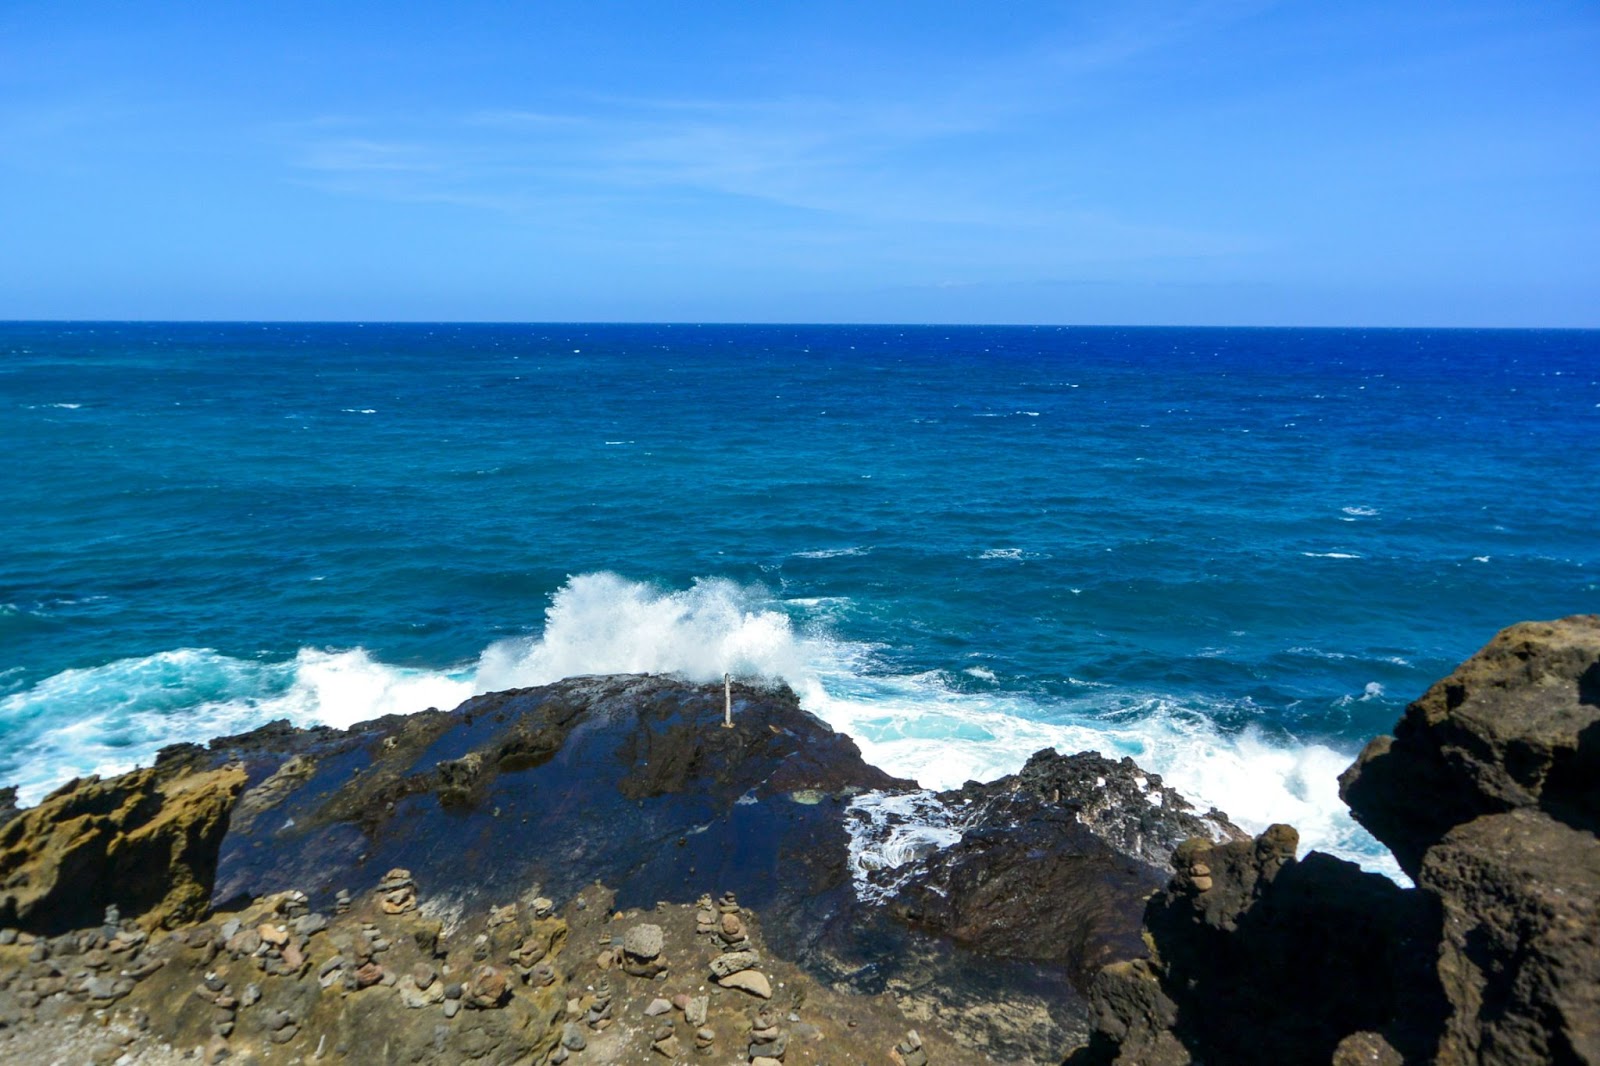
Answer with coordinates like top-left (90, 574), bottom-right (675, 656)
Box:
top-left (3, 322), bottom-right (1598, 877)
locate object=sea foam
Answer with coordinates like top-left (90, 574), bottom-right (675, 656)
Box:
top-left (0, 573), bottom-right (1405, 882)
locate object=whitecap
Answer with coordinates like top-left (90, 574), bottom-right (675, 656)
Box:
top-left (0, 572), bottom-right (1407, 884)
top-left (1341, 506), bottom-right (1379, 517)
top-left (1301, 552), bottom-right (1362, 559)
top-left (844, 790), bottom-right (968, 903)
top-left (792, 547), bottom-right (871, 559)
top-left (976, 548), bottom-right (1050, 560)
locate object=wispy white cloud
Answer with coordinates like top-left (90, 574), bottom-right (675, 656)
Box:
top-left (271, 2), bottom-right (1267, 267)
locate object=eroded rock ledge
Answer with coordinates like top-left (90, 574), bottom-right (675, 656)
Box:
top-left (4, 618), bottom-right (1595, 1065)
top-left (1069, 615), bottom-right (1600, 1066)
top-left (0, 673), bottom-right (1228, 1064)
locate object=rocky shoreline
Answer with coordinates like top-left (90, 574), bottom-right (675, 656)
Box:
top-left (0, 617), bottom-right (1595, 1064)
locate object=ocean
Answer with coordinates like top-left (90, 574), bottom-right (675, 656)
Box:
top-left (3, 322), bottom-right (1597, 881)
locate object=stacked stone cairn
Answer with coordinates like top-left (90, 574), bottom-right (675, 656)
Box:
top-left (585, 974), bottom-right (614, 1030)
top-left (747, 1005), bottom-right (789, 1065)
top-left (375, 869), bottom-right (417, 915)
top-left (700, 891), bottom-right (772, 999)
top-left (620, 921), bottom-right (667, 979)
top-left (892, 1029), bottom-right (930, 1066)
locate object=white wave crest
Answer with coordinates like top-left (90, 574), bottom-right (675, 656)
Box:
top-left (0, 572), bottom-right (1405, 883)
top-left (474, 573), bottom-right (815, 691)
top-left (844, 790), bottom-right (968, 903)
top-left (792, 547), bottom-right (871, 559)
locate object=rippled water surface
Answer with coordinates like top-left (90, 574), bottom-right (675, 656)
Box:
top-left (4, 322), bottom-right (1597, 878)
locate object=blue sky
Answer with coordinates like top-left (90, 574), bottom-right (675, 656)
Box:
top-left (2, 1), bottom-right (1596, 325)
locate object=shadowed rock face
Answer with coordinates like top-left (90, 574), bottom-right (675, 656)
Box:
top-left (1069, 826), bottom-right (1446, 1066)
top-left (1069, 616), bottom-right (1600, 1066)
top-left (878, 751), bottom-right (1244, 988)
top-left (0, 763), bottom-right (245, 935)
top-left (1340, 614), bottom-right (1600, 877)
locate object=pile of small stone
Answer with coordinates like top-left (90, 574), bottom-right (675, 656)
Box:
top-left (710, 947), bottom-right (771, 999)
top-left (551, 1020), bottom-right (586, 1063)
top-left (464, 963), bottom-right (511, 1010)
top-left (694, 894), bottom-right (718, 935)
top-left (191, 972), bottom-right (238, 1038)
top-left (319, 918), bottom-right (396, 993)
top-left (747, 1006), bottom-right (788, 1064)
top-left (0, 906), bottom-right (169, 1020)
top-left (620, 922), bottom-right (667, 979)
top-left (397, 962), bottom-right (444, 1010)
top-left (376, 869), bottom-right (417, 915)
top-left (891, 1029), bottom-right (930, 1066)
top-left (586, 975), bottom-right (614, 1030)
top-left (649, 1016), bottom-right (682, 1058)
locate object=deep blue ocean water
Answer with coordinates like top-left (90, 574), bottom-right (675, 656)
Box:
top-left (4, 322), bottom-right (1597, 878)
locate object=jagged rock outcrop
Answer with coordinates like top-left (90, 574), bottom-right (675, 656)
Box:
top-left (0, 763), bottom-right (245, 934)
top-left (1011, 749), bottom-right (1244, 872)
top-left (877, 751), bottom-right (1244, 986)
top-left (1340, 614), bottom-right (1600, 876)
top-left (1067, 825), bottom-right (1444, 1065)
top-left (4, 674), bottom-right (1179, 1063)
top-left (1069, 616), bottom-right (1600, 1065)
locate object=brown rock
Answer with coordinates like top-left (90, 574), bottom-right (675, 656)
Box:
top-left (1341, 615), bottom-right (1600, 877)
top-left (1331, 1030), bottom-right (1404, 1065)
top-left (0, 764), bottom-right (246, 934)
top-left (716, 969), bottom-right (771, 998)
top-left (466, 963), bottom-right (510, 1009)
top-left (1422, 809), bottom-right (1600, 1065)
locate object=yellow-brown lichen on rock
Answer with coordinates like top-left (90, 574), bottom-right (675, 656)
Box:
top-left (0, 762), bottom-right (246, 934)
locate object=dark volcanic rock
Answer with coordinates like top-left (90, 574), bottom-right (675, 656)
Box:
top-left (1340, 614), bottom-right (1600, 877)
top-left (1012, 749), bottom-right (1244, 872)
top-left (1422, 808), bottom-right (1600, 1064)
top-left (887, 797), bottom-right (1160, 985)
top-left (0, 672), bottom-right (1270, 1063)
top-left (876, 749), bottom-right (1242, 986)
top-left (1073, 618), bottom-right (1600, 1066)
top-left (210, 674), bottom-right (910, 941)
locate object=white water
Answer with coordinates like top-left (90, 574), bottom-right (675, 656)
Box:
top-left (0, 572), bottom-right (1405, 882)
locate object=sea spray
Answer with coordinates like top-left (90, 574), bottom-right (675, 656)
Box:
top-left (0, 572), bottom-right (1405, 881)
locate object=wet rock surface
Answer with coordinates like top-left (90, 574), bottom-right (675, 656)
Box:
top-left (1069, 615), bottom-right (1600, 1065)
top-left (0, 673), bottom-right (1173, 1063)
top-left (876, 750), bottom-right (1246, 987)
top-left (10, 620), bottom-right (1594, 1066)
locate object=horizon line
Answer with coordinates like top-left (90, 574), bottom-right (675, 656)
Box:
top-left (5, 319), bottom-right (1598, 332)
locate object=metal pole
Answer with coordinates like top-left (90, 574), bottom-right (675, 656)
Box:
top-left (723, 672), bottom-right (733, 728)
